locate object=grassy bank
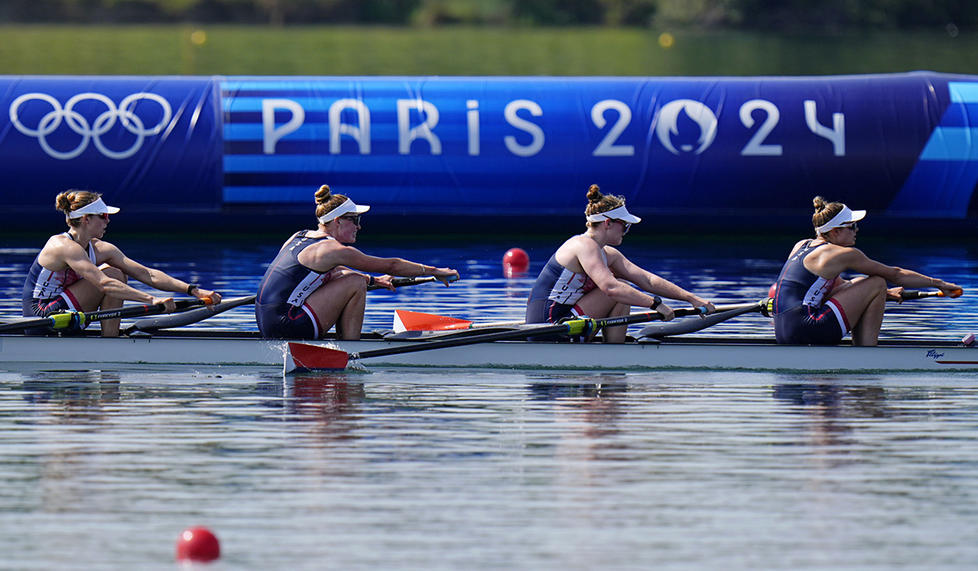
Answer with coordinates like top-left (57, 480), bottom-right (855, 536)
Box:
top-left (0, 25), bottom-right (974, 76)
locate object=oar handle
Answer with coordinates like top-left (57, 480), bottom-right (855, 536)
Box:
top-left (900, 288), bottom-right (963, 300)
top-left (78, 298), bottom-right (205, 326)
top-left (368, 275), bottom-right (459, 290)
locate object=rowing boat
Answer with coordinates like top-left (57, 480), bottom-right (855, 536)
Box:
top-left (2, 329), bottom-right (975, 373)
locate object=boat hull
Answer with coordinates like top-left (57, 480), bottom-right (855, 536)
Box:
top-left (2, 332), bottom-right (977, 373)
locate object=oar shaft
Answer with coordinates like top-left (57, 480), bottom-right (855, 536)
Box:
top-left (127, 295), bottom-right (256, 333)
top-left (353, 321), bottom-right (578, 360)
top-left (355, 303), bottom-right (759, 361)
top-left (369, 275), bottom-right (458, 290)
top-left (0, 298), bottom-right (207, 333)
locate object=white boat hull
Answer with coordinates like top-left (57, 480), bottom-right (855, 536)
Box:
top-left (2, 332), bottom-right (977, 372)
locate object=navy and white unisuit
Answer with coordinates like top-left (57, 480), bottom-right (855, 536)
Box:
top-left (255, 231), bottom-right (338, 339)
top-left (772, 239), bottom-right (849, 345)
top-left (525, 243), bottom-right (607, 324)
top-left (22, 233), bottom-right (96, 318)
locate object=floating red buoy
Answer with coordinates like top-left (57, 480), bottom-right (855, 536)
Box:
top-left (768, 283), bottom-right (777, 298)
top-left (176, 526), bottom-right (220, 563)
top-left (502, 248), bottom-right (529, 277)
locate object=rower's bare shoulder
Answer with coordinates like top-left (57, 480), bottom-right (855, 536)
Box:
top-left (45, 233), bottom-right (83, 255)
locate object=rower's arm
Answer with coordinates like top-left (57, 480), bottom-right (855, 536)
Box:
top-left (307, 243), bottom-right (458, 281)
top-left (59, 241), bottom-right (157, 304)
top-left (835, 249), bottom-right (960, 293)
top-left (608, 248), bottom-right (714, 310)
top-left (108, 247), bottom-right (221, 303)
top-left (579, 245), bottom-right (660, 308)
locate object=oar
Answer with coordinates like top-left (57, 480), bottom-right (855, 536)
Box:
top-left (0, 298), bottom-right (212, 334)
top-left (899, 288), bottom-right (962, 300)
top-left (287, 305), bottom-right (726, 371)
top-left (393, 309), bottom-right (524, 333)
top-left (372, 276), bottom-right (454, 290)
top-left (638, 301), bottom-right (767, 339)
top-left (126, 295), bottom-right (256, 333)
top-left (394, 301), bottom-right (763, 333)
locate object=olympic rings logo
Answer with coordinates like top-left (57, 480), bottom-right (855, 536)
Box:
top-left (9, 92), bottom-right (172, 160)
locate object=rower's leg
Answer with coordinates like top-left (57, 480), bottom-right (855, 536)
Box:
top-left (576, 287), bottom-right (630, 343)
top-left (601, 302), bottom-right (632, 343)
top-left (306, 273), bottom-right (367, 340)
top-left (65, 265), bottom-right (126, 337)
top-left (830, 275), bottom-right (887, 346)
top-left (96, 266), bottom-right (127, 337)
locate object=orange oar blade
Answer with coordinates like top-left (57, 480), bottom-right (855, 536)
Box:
top-left (393, 309), bottom-right (473, 332)
top-left (287, 342), bottom-right (350, 371)
top-left (949, 287), bottom-right (964, 298)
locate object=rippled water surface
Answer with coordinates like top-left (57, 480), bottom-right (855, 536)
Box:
top-left (1, 234), bottom-right (977, 568)
top-left (2, 367), bottom-right (978, 569)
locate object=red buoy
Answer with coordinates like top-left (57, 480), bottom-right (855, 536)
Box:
top-left (176, 526), bottom-right (220, 563)
top-left (768, 283), bottom-right (777, 298)
top-left (502, 248), bottom-right (529, 277)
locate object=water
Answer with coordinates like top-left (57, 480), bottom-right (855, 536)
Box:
top-left (1, 233), bottom-right (977, 568)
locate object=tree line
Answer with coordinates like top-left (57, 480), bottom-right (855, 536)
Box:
top-left (3, 0), bottom-right (975, 30)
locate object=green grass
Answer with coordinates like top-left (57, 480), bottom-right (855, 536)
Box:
top-left (0, 24), bottom-right (975, 76)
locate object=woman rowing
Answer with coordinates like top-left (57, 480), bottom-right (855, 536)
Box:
top-left (255, 185), bottom-right (460, 340)
top-left (21, 190), bottom-right (222, 336)
top-left (525, 184), bottom-right (715, 342)
top-left (772, 196), bottom-right (962, 346)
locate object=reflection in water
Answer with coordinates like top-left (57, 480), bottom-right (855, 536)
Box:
top-left (528, 374), bottom-right (630, 435)
top-left (772, 381), bottom-right (891, 466)
top-left (282, 372), bottom-right (366, 439)
top-left (19, 369), bottom-right (123, 416)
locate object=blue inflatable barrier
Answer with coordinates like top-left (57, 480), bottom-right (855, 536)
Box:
top-left (3, 72), bottom-right (977, 232)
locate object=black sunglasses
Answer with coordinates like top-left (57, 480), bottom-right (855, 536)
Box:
top-left (340, 214), bottom-right (362, 226)
top-left (610, 219), bottom-right (631, 234)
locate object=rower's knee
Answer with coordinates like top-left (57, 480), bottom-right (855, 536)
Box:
top-left (865, 275), bottom-right (887, 297)
top-left (102, 265), bottom-right (126, 283)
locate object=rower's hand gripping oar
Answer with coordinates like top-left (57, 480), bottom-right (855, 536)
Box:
top-left (287, 304), bottom-right (740, 372)
top-left (0, 298), bottom-right (214, 334)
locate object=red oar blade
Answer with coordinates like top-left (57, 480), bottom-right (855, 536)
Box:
top-left (287, 342), bottom-right (351, 372)
top-left (393, 309), bottom-right (473, 333)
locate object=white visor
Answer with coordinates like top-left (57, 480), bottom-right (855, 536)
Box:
top-left (586, 204), bottom-right (642, 224)
top-left (318, 197), bottom-right (371, 224)
top-left (815, 204), bottom-right (866, 233)
top-left (68, 197), bottom-right (121, 219)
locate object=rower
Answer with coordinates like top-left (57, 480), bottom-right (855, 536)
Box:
top-left (21, 190), bottom-right (222, 337)
top-left (771, 196), bottom-right (962, 346)
top-left (524, 184), bottom-right (715, 343)
top-left (255, 184), bottom-right (460, 340)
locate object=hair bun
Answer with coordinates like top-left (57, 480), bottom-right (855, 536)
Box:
top-left (813, 196), bottom-right (827, 212)
top-left (586, 184), bottom-right (603, 203)
top-left (314, 184), bottom-right (332, 205)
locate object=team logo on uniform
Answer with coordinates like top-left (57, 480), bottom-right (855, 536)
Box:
top-left (654, 99), bottom-right (718, 155)
top-left (8, 92), bottom-right (172, 160)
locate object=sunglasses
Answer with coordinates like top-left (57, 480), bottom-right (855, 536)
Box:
top-left (611, 219), bottom-right (631, 234)
top-left (340, 214), bottom-right (362, 226)
top-left (89, 212), bottom-right (110, 221)
top-left (840, 222), bottom-right (858, 231)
